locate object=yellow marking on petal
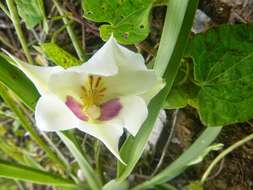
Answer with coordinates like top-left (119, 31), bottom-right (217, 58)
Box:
top-left (81, 75), bottom-right (107, 109)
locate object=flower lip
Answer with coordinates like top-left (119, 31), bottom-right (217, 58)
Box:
top-left (99, 98), bottom-right (122, 121)
top-left (65, 96), bottom-right (88, 121)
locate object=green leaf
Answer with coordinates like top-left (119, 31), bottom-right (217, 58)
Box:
top-left (15, 0), bottom-right (46, 29)
top-left (187, 24), bottom-right (253, 126)
top-left (117, 0), bottom-right (199, 181)
top-left (164, 81), bottom-right (199, 109)
top-left (155, 183), bottom-right (178, 190)
top-left (102, 180), bottom-right (129, 190)
top-left (40, 43), bottom-right (82, 68)
top-left (0, 179), bottom-right (18, 190)
top-left (82, 0), bottom-right (153, 44)
top-left (131, 127), bottom-right (222, 190)
top-left (0, 55), bottom-right (39, 110)
top-left (57, 131), bottom-right (102, 190)
top-left (0, 159), bottom-right (76, 187)
top-left (164, 62), bottom-right (200, 109)
top-left (186, 181), bottom-right (203, 190)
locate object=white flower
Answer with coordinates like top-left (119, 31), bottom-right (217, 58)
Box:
top-left (6, 36), bottom-right (164, 163)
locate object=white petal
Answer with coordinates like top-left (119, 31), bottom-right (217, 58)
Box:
top-left (69, 36), bottom-right (146, 76)
top-left (103, 70), bottom-right (159, 99)
top-left (35, 94), bottom-right (78, 131)
top-left (140, 78), bottom-right (165, 104)
top-left (114, 38), bottom-right (147, 71)
top-left (48, 71), bottom-right (88, 100)
top-left (69, 36), bottom-right (118, 76)
top-left (4, 50), bottom-right (63, 95)
top-left (77, 120), bottom-right (125, 163)
top-left (118, 96), bottom-right (148, 136)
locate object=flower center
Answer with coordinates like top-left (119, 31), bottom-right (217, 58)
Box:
top-left (65, 75), bottom-right (122, 122)
top-left (81, 75), bottom-right (106, 109)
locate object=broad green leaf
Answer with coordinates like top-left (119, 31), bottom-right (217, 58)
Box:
top-left (131, 127), bottom-right (222, 190)
top-left (164, 62), bottom-right (200, 109)
top-left (15, 0), bottom-right (46, 29)
top-left (117, 0), bottom-right (199, 181)
top-left (0, 159), bottom-right (76, 187)
top-left (40, 43), bottom-right (82, 68)
top-left (187, 24), bottom-right (253, 126)
top-left (164, 81), bottom-right (199, 109)
top-left (82, 0), bottom-right (153, 44)
top-left (0, 55), bottom-right (39, 110)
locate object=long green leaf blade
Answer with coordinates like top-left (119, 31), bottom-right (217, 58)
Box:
top-left (0, 55), bottom-right (39, 109)
top-left (0, 160), bottom-right (75, 187)
top-left (58, 131), bottom-right (102, 190)
top-left (117, 0), bottom-right (199, 180)
top-left (131, 127), bottom-right (222, 190)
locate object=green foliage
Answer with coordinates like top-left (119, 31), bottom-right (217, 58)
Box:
top-left (186, 181), bottom-right (203, 190)
top-left (102, 180), bottom-right (129, 190)
top-left (82, 0), bottom-right (153, 44)
top-left (117, 0), bottom-right (199, 182)
top-left (189, 24), bottom-right (253, 126)
top-left (0, 159), bottom-right (75, 187)
top-left (0, 179), bottom-right (18, 190)
top-left (164, 62), bottom-right (199, 109)
top-left (15, 0), bottom-right (46, 29)
top-left (40, 43), bottom-right (82, 68)
top-left (131, 127), bottom-right (222, 190)
top-left (57, 131), bottom-right (102, 190)
top-left (166, 24), bottom-right (253, 126)
top-left (0, 55), bottom-right (39, 110)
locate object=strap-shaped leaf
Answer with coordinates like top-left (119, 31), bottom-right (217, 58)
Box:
top-left (117, 0), bottom-right (199, 180)
top-left (0, 55), bottom-right (39, 110)
top-left (131, 127), bottom-right (222, 190)
top-left (0, 159), bottom-right (75, 187)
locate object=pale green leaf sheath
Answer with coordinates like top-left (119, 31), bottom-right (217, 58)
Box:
top-left (8, 36), bottom-right (163, 163)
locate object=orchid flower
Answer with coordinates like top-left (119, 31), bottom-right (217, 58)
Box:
top-left (7, 36), bottom-right (164, 163)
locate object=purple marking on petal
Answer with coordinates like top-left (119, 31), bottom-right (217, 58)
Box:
top-left (65, 96), bottom-right (88, 121)
top-left (99, 98), bottom-right (122, 121)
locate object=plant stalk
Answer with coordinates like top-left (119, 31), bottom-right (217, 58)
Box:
top-left (5, 0), bottom-right (33, 64)
top-left (201, 132), bottom-right (253, 183)
top-left (52, 0), bottom-right (87, 61)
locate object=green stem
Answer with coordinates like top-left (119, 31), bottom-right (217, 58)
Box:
top-left (52, 0), bottom-right (87, 61)
top-left (201, 132), bottom-right (253, 183)
top-left (0, 1), bottom-right (11, 18)
top-left (57, 131), bottom-right (102, 190)
top-left (5, 0), bottom-right (33, 64)
top-left (0, 84), bottom-right (65, 169)
top-left (94, 140), bottom-right (104, 183)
